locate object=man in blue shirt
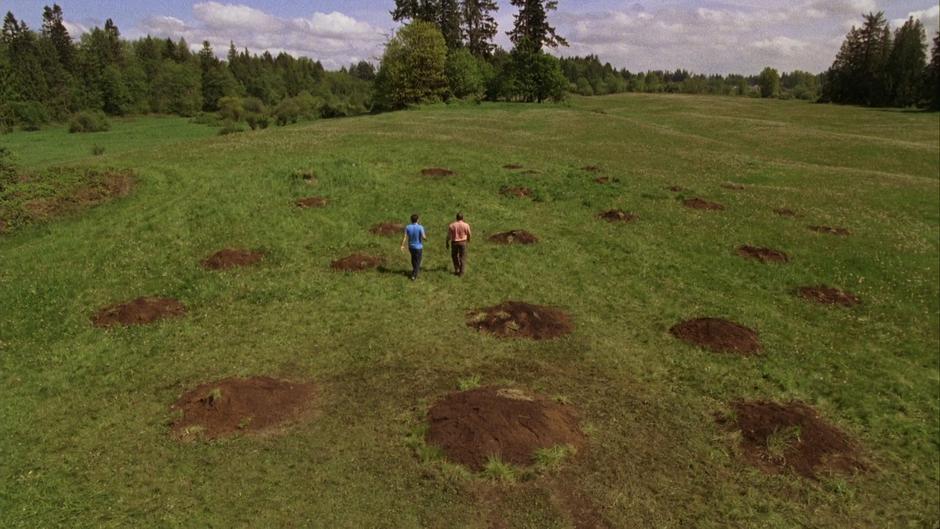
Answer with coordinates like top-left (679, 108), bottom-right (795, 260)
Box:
top-left (400, 213), bottom-right (427, 281)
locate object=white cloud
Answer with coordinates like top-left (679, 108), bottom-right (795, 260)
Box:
top-left (892, 5), bottom-right (940, 31)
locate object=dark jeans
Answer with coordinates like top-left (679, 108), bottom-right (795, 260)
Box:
top-left (451, 241), bottom-right (467, 275)
top-left (409, 247), bottom-right (423, 279)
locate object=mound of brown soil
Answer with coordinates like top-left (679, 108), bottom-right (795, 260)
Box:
top-left (683, 198), bottom-right (725, 210)
top-left (797, 285), bottom-right (861, 307)
top-left (468, 301), bottom-right (573, 340)
top-left (331, 253), bottom-right (384, 271)
top-left (201, 248), bottom-right (264, 270)
top-left (489, 230), bottom-right (539, 245)
top-left (500, 186), bottom-right (533, 198)
top-left (425, 386), bottom-right (585, 470)
top-left (421, 167), bottom-right (455, 177)
top-left (582, 165), bottom-right (601, 173)
top-left (809, 225), bottom-right (850, 236)
top-left (170, 376), bottom-right (315, 441)
top-left (721, 182), bottom-right (746, 190)
top-left (774, 208), bottom-right (797, 217)
top-left (719, 400), bottom-right (864, 478)
top-left (503, 164), bottom-right (524, 170)
top-left (666, 185), bottom-right (685, 192)
top-left (594, 176), bottom-right (618, 184)
top-left (737, 245), bottom-right (789, 263)
top-left (670, 317), bottom-right (762, 355)
top-left (92, 297), bottom-right (186, 328)
top-left (598, 209), bottom-right (637, 223)
top-left (296, 196), bottom-right (328, 208)
top-left (370, 222), bottom-right (405, 236)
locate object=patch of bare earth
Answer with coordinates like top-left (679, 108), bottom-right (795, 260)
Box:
top-left (500, 186), bottom-right (533, 198)
top-left (594, 176), bottom-right (618, 184)
top-left (503, 164), bottom-right (524, 170)
top-left (296, 196), bottom-right (328, 208)
top-left (489, 230), bottom-right (539, 245)
top-left (426, 386), bottom-right (585, 470)
top-left (598, 209), bottom-right (637, 223)
top-left (21, 170), bottom-right (134, 221)
top-left (670, 317), bottom-right (762, 355)
top-left (170, 376), bottom-right (315, 441)
top-left (468, 301), bottom-right (573, 340)
top-left (92, 297), bottom-right (186, 328)
top-left (683, 198), bottom-right (725, 210)
top-left (737, 245), bottom-right (789, 263)
top-left (331, 253), bottom-right (384, 271)
top-left (797, 285), bottom-right (861, 307)
top-left (717, 400), bottom-right (864, 479)
top-left (421, 167), bottom-right (455, 177)
top-left (370, 222), bottom-right (405, 236)
top-left (809, 225), bottom-right (850, 236)
top-left (201, 248), bottom-right (264, 270)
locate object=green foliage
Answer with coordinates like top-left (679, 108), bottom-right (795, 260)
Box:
top-left (0, 147), bottom-right (16, 191)
top-left (218, 96), bottom-right (244, 122)
top-left (68, 110), bottom-right (110, 133)
top-left (446, 48), bottom-right (484, 100)
top-left (505, 48), bottom-right (567, 103)
top-left (533, 444), bottom-right (576, 471)
top-left (218, 119), bottom-right (244, 136)
top-left (374, 21), bottom-right (449, 110)
top-left (481, 457), bottom-right (516, 482)
top-left (456, 374), bottom-right (482, 391)
top-left (9, 101), bottom-right (49, 131)
top-left (758, 67), bottom-right (781, 98)
top-left (274, 97), bottom-right (302, 126)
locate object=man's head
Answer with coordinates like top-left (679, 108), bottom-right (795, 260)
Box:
top-left (456, 212), bottom-right (464, 221)
top-left (411, 213), bottom-right (419, 223)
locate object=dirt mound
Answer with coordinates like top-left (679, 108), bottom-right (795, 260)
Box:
top-left (489, 230), bottom-right (539, 245)
top-left (468, 301), bottom-right (573, 340)
top-left (598, 209), bottom-right (637, 223)
top-left (370, 222), bottom-right (405, 236)
top-left (718, 400), bottom-right (864, 478)
top-left (582, 165), bottom-right (601, 173)
top-left (201, 248), bottom-right (264, 270)
top-left (721, 182), bottom-right (746, 190)
top-left (737, 245), bottom-right (789, 263)
top-left (425, 386), bottom-right (585, 470)
top-left (170, 376), bottom-right (315, 441)
top-left (683, 198), bottom-right (725, 210)
top-left (296, 196), bottom-right (328, 208)
top-left (500, 186), bottom-right (533, 198)
top-left (92, 297), bottom-right (186, 328)
top-left (773, 208), bottom-right (797, 217)
top-left (503, 164), bottom-right (524, 170)
top-left (797, 285), bottom-right (861, 307)
top-left (670, 317), bottom-right (762, 355)
top-left (594, 176), bottom-right (618, 184)
top-left (666, 185), bottom-right (685, 192)
top-left (331, 253), bottom-right (384, 271)
top-left (421, 167), bottom-right (455, 177)
top-left (809, 225), bottom-right (850, 236)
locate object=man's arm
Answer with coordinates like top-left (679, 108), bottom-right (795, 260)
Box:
top-left (400, 233), bottom-right (407, 252)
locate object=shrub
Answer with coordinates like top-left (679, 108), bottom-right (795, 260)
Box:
top-left (274, 97), bottom-right (302, 126)
top-left (446, 48), bottom-right (484, 100)
top-left (0, 147), bottom-right (16, 191)
top-left (218, 96), bottom-right (244, 122)
top-left (68, 111), bottom-right (111, 133)
top-left (10, 101), bottom-right (49, 131)
top-left (218, 119), bottom-right (244, 135)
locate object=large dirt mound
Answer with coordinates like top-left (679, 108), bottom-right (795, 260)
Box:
top-left (468, 301), bottom-right (573, 340)
top-left (425, 386), bottom-right (585, 470)
top-left (500, 186), bottom-right (533, 198)
top-left (370, 222), bottom-right (405, 236)
top-left (92, 297), bottom-right (186, 328)
top-left (598, 209), bottom-right (637, 223)
top-left (809, 225), bottom-right (850, 236)
top-left (331, 253), bottom-right (384, 271)
top-left (719, 400), bottom-right (864, 478)
top-left (683, 198), bottom-right (725, 210)
top-left (670, 317), bottom-right (762, 355)
top-left (421, 167), bottom-right (455, 177)
top-left (489, 230), bottom-right (539, 245)
top-left (296, 196), bottom-right (328, 208)
top-left (201, 248), bottom-right (264, 270)
top-left (170, 376), bottom-right (315, 440)
top-left (737, 245), bottom-right (789, 263)
top-left (797, 285), bottom-right (861, 307)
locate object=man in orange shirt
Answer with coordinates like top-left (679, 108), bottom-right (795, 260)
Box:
top-left (446, 212), bottom-right (471, 276)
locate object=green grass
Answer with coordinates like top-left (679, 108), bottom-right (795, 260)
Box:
top-left (0, 94), bottom-right (938, 528)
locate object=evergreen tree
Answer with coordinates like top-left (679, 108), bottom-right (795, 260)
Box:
top-left (438, 0), bottom-right (462, 50)
top-left (391, 0), bottom-right (440, 23)
top-left (508, 0), bottom-right (567, 53)
top-left (925, 32), bottom-right (940, 110)
top-left (887, 17), bottom-right (927, 107)
top-left (41, 4), bottom-right (73, 71)
top-left (461, 0), bottom-right (499, 57)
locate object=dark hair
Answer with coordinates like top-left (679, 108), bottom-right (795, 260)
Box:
top-left (456, 212), bottom-right (464, 220)
top-left (411, 213), bottom-right (419, 223)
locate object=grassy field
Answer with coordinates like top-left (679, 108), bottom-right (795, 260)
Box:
top-left (0, 94), bottom-right (938, 529)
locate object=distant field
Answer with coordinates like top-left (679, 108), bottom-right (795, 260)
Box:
top-left (1, 94), bottom-right (938, 529)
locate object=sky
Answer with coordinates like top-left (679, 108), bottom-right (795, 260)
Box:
top-left (2, 0), bottom-right (938, 73)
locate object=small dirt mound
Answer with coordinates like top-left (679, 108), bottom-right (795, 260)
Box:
top-left (296, 196), bottom-right (328, 208)
top-left (797, 286), bottom-right (861, 307)
top-left (426, 386), bottom-right (585, 470)
top-left (683, 198), bottom-right (725, 210)
top-left (721, 182), bottom-right (746, 190)
top-left (503, 164), bottom-right (524, 170)
top-left (331, 253), bottom-right (384, 271)
top-left (170, 376), bottom-right (315, 441)
top-left (808, 225), bottom-right (850, 236)
top-left (92, 297), bottom-right (186, 328)
top-left (582, 165), bottom-right (601, 173)
top-left (666, 185), bottom-right (685, 192)
top-left (489, 230), bottom-right (539, 245)
top-left (370, 222), bottom-right (405, 236)
top-left (500, 186), bottom-right (533, 198)
top-left (201, 248), bottom-right (264, 270)
top-left (468, 301), bottom-right (573, 340)
top-left (598, 209), bottom-right (637, 223)
top-left (670, 317), bottom-right (762, 355)
top-left (774, 208), bottom-right (797, 217)
top-left (421, 167), bottom-right (455, 177)
top-left (718, 400), bottom-right (864, 478)
top-left (594, 176), bottom-right (618, 184)
top-left (737, 245), bottom-right (789, 263)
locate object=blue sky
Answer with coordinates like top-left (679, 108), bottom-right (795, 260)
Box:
top-left (2, 1), bottom-right (938, 73)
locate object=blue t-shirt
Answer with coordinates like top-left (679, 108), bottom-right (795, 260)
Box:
top-left (405, 223), bottom-right (425, 249)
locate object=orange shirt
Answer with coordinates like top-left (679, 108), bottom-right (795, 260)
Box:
top-left (448, 220), bottom-right (471, 242)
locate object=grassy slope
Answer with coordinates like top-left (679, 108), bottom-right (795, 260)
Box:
top-left (0, 95), bottom-right (937, 529)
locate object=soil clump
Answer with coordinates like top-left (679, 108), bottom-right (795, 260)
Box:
top-left (489, 230), bottom-right (539, 245)
top-left (797, 286), bottom-right (861, 307)
top-left (669, 317), bottom-right (762, 355)
top-left (598, 209), bottom-right (637, 223)
top-left (467, 301), bottom-right (573, 340)
top-left (683, 198), bottom-right (725, 210)
top-left (737, 245), bottom-right (789, 263)
top-left (201, 248), bottom-right (264, 270)
top-left (421, 167), bottom-right (455, 177)
top-left (809, 225), bottom-right (850, 236)
top-left (296, 196), bottom-right (327, 208)
top-left (92, 297), bottom-right (186, 328)
top-left (370, 222), bottom-right (405, 236)
top-left (331, 253), bottom-right (384, 271)
top-left (774, 208), bottom-right (797, 217)
top-left (503, 164), bottom-right (524, 170)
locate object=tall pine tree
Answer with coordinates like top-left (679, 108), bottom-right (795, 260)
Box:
top-left (462, 0), bottom-right (498, 57)
top-left (887, 17), bottom-right (927, 107)
top-left (508, 0), bottom-right (567, 52)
